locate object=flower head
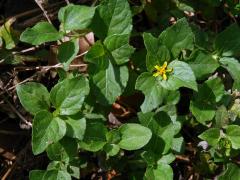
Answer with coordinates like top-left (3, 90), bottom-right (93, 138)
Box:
top-left (153, 61), bottom-right (173, 80)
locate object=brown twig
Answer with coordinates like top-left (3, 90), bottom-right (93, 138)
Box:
top-left (34, 0), bottom-right (53, 24)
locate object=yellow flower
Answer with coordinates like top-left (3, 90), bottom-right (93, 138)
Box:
top-left (153, 61), bottom-right (173, 80)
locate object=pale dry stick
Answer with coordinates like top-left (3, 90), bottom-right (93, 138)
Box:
top-left (34, 0), bottom-right (53, 24)
top-left (0, 1), bottom-right (65, 25)
top-left (4, 98), bottom-right (32, 127)
top-left (65, 0), bottom-right (70, 4)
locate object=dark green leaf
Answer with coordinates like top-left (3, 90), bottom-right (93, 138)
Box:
top-left (144, 164), bottom-right (173, 180)
top-left (57, 38), bottom-right (79, 70)
top-left (91, 0), bottom-right (132, 39)
top-left (16, 82), bottom-right (50, 115)
top-left (32, 111), bottom-right (66, 155)
top-left (65, 116), bottom-right (86, 140)
top-left (50, 76), bottom-right (89, 115)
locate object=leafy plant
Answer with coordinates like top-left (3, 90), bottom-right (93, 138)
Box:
top-left (6, 0), bottom-right (240, 179)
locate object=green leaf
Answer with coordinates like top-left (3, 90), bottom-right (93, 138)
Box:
top-left (172, 137), bottom-right (185, 153)
top-left (187, 50), bottom-right (219, 80)
top-left (20, 22), bottom-right (63, 45)
top-left (215, 23), bottom-right (240, 56)
top-left (218, 163), bottom-right (240, 180)
top-left (79, 120), bottom-right (107, 152)
top-left (226, 125), bottom-right (240, 149)
top-left (118, 123), bottom-right (152, 150)
top-left (204, 77), bottom-right (225, 102)
top-left (220, 57), bottom-right (240, 90)
top-left (91, 0), bottom-right (132, 39)
top-left (16, 82), bottom-right (50, 115)
top-left (104, 34), bottom-right (135, 65)
top-left (157, 153), bottom-right (176, 165)
top-left (32, 111), bottom-right (66, 155)
top-left (0, 18), bottom-right (18, 49)
top-left (46, 137), bottom-right (78, 162)
top-left (91, 62), bottom-right (129, 105)
top-left (198, 128), bottom-right (220, 146)
top-left (190, 101), bottom-right (215, 124)
top-left (159, 60), bottom-right (198, 91)
top-left (215, 105), bottom-right (229, 128)
top-left (143, 33), bottom-right (170, 71)
top-left (57, 38), bottom-right (79, 70)
top-left (58, 4), bottom-right (96, 31)
top-left (50, 76), bottom-right (89, 115)
top-left (29, 170), bottom-right (71, 180)
top-left (136, 72), bottom-right (167, 112)
top-left (144, 164), bottom-right (173, 180)
top-left (104, 143), bottom-right (120, 156)
top-left (65, 115), bottom-right (86, 140)
top-left (138, 112), bottom-right (175, 154)
top-left (159, 18), bottom-right (194, 58)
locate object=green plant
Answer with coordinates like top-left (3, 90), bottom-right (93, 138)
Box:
top-left (2, 0), bottom-right (240, 179)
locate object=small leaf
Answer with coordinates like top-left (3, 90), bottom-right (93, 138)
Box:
top-left (32, 111), bottom-right (66, 155)
top-left (50, 76), bottom-right (89, 115)
top-left (118, 123), bottom-right (152, 150)
top-left (57, 38), bottom-right (79, 70)
top-left (159, 60), bottom-right (198, 91)
top-left (79, 120), bottom-right (107, 152)
top-left (91, 0), bottom-right (132, 39)
top-left (20, 22), bottom-right (63, 45)
top-left (135, 72), bottom-right (167, 113)
top-left (104, 34), bottom-right (135, 65)
top-left (220, 57), bottom-right (240, 90)
top-left (226, 125), bottom-right (240, 149)
top-left (143, 33), bottom-right (170, 71)
top-left (187, 50), bottom-right (219, 80)
top-left (198, 128), bottom-right (220, 146)
top-left (104, 143), bottom-right (120, 156)
top-left (58, 4), bottom-right (96, 31)
top-left (215, 23), bottom-right (240, 57)
top-left (65, 116), bottom-right (86, 140)
top-left (159, 18), bottom-right (194, 58)
top-left (29, 170), bottom-right (71, 180)
top-left (215, 106), bottom-right (229, 128)
top-left (16, 82), bottom-right (50, 115)
top-left (218, 163), bottom-right (240, 180)
top-left (144, 164), bottom-right (173, 180)
top-left (46, 137), bottom-right (78, 162)
top-left (0, 18), bottom-right (18, 49)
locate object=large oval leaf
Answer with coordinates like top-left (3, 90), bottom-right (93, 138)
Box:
top-left (50, 76), bottom-right (89, 115)
top-left (16, 82), bottom-right (50, 115)
top-left (118, 123), bottom-right (152, 150)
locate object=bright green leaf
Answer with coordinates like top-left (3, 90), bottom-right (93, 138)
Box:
top-left (29, 170), bottom-right (71, 180)
top-left (32, 111), bottom-right (66, 155)
top-left (118, 123), bottom-right (152, 150)
top-left (50, 76), bottom-right (89, 115)
top-left (198, 128), bottom-right (220, 146)
top-left (135, 72), bottom-right (167, 113)
top-left (104, 34), bottom-right (135, 65)
top-left (218, 163), bottom-right (240, 180)
top-left (58, 4), bottom-right (96, 31)
top-left (16, 82), bottom-right (50, 115)
top-left (20, 22), bottom-right (63, 45)
top-left (159, 18), bottom-right (194, 58)
top-left (226, 125), bottom-right (240, 149)
top-left (159, 60), bottom-right (198, 91)
top-left (187, 50), bottom-right (219, 80)
top-left (104, 143), bottom-right (120, 156)
top-left (65, 116), bottom-right (86, 140)
top-left (144, 164), bottom-right (173, 180)
top-left (91, 0), bottom-right (132, 39)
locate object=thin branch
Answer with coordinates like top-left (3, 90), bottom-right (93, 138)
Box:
top-left (4, 98), bottom-right (32, 128)
top-left (65, 0), bottom-right (70, 4)
top-left (34, 0), bottom-right (53, 24)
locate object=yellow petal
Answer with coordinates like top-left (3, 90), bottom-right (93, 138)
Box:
top-left (162, 61), bottom-right (168, 69)
top-left (163, 73), bottom-right (167, 80)
top-left (166, 68), bottom-right (173, 73)
top-left (154, 65), bottom-right (162, 71)
top-left (153, 72), bottom-right (161, 77)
